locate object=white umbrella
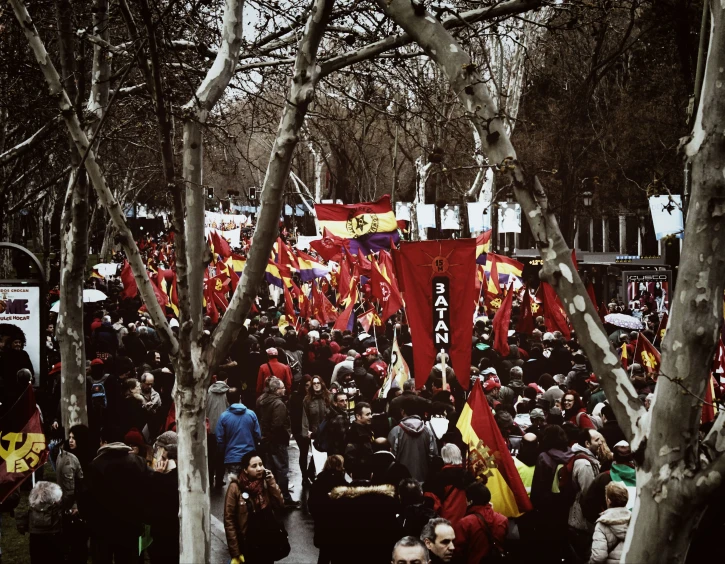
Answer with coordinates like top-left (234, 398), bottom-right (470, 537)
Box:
top-left (83, 289), bottom-right (107, 303)
top-left (50, 289), bottom-right (107, 312)
top-left (604, 313), bottom-right (642, 330)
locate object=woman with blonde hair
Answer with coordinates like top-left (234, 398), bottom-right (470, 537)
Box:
top-left (589, 481), bottom-right (631, 564)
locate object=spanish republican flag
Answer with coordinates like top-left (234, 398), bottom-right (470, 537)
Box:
top-left (457, 381), bottom-right (532, 518)
top-left (475, 229), bottom-right (492, 265)
top-left (315, 195), bottom-right (398, 238)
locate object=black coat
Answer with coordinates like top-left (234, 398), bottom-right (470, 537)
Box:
top-left (325, 405), bottom-right (349, 456)
top-left (327, 482), bottom-right (402, 564)
top-left (87, 443), bottom-right (153, 537)
top-left (308, 469), bottom-right (346, 548)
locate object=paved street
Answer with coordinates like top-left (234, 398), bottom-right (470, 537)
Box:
top-left (211, 441), bottom-right (319, 564)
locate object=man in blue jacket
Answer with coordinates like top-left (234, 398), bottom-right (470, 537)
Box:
top-left (215, 402), bottom-right (261, 477)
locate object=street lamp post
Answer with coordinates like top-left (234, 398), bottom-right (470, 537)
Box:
top-left (582, 191), bottom-right (593, 251)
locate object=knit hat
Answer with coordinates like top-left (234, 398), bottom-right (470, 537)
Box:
top-left (530, 408), bottom-right (546, 420)
top-left (155, 431), bottom-right (177, 451)
top-left (124, 429), bottom-right (145, 450)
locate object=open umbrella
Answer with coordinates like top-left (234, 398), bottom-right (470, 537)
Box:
top-left (604, 313), bottom-right (642, 330)
top-left (49, 289), bottom-right (107, 311)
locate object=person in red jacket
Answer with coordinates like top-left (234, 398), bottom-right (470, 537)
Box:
top-left (255, 348), bottom-right (293, 395)
top-left (453, 483), bottom-right (508, 564)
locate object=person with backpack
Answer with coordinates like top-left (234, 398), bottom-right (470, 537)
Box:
top-left (255, 348), bottom-right (292, 395)
top-left (565, 352), bottom-right (591, 397)
top-left (452, 483), bottom-right (508, 564)
top-left (567, 428), bottom-right (605, 562)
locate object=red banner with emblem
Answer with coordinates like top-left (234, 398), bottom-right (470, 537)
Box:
top-left (0, 385), bottom-right (48, 502)
top-left (398, 239), bottom-right (477, 390)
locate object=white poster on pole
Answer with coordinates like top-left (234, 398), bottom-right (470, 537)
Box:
top-left (416, 204), bottom-right (437, 229)
top-left (395, 202), bottom-right (412, 221)
top-left (0, 286), bottom-right (41, 379)
top-left (649, 195), bottom-right (683, 240)
top-left (498, 202), bottom-right (521, 233)
top-left (440, 205), bottom-right (460, 230)
top-left (467, 201), bottom-right (491, 232)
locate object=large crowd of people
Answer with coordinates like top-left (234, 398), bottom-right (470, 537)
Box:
top-left (0, 225), bottom-right (694, 564)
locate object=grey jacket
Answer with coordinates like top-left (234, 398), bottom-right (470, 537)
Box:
top-left (206, 381), bottom-right (231, 433)
top-left (388, 416), bottom-right (438, 483)
top-left (56, 448), bottom-right (83, 511)
top-left (18, 481), bottom-right (63, 535)
top-left (568, 444), bottom-right (601, 532)
top-left (302, 395), bottom-right (329, 436)
top-left (589, 507), bottom-right (630, 564)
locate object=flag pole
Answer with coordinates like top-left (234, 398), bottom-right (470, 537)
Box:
top-left (440, 349), bottom-right (447, 391)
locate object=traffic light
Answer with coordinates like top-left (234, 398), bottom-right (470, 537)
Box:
top-left (249, 187), bottom-right (257, 200)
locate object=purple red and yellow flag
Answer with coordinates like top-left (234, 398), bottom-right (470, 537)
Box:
top-left (457, 380), bottom-right (532, 518)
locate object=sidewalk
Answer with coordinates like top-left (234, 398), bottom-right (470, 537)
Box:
top-left (211, 513), bottom-right (229, 564)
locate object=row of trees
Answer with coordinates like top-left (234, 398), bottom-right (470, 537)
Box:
top-left (4, 0), bottom-right (724, 561)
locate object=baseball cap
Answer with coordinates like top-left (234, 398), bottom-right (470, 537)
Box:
top-left (362, 347), bottom-right (378, 357)
top-left (90, 358), bottom-right (104, 366)
top-left (265, 347), bottom-right (278, 356)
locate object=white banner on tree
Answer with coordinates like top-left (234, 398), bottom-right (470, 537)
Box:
top-left (498, 202), bottom-right (521, 233)
top-left (0, 286), bottom-right (41, 380)
top-left (649, 195), bottom-right (683, 240)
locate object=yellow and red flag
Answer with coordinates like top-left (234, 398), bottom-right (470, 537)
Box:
top-left (634, 332), bottom-right (661, 375)
top-left (457, 380), bottom-right (532, 517)
top-left (654, 312), bottom-right (668, 347)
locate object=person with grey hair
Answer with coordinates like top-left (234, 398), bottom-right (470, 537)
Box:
top-left (423, 444), bottom-right (474, 523)
top-left (256, 377), bottom-right (299, 508)
top-left (420, 518), bottom-right (455, 563)
top-left (392, 536), bottom-right (430, 564)
top-left (139, 372), bottom-right (161, 414)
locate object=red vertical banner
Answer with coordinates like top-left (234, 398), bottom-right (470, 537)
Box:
top-left (398, 239), bottom-right (477, 390)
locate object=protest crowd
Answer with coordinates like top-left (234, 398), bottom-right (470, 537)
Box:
top-left (0, 196), bottom-right (719, 564)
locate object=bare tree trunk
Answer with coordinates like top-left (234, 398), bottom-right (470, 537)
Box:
top-left (623, 2), bottom-right (725, 561)
top-left (175, 0), bottom-right (246, 560)
top-left (412, 156), bottom-right (432, 241)
top-left (9, 0), bottom-right (179, 353)
top-left (207, 0), bottom-right (336, 369)
top-left (99, 219), bottom-right (115, 260)
top-left (54, 0), bottom-right (88, 430)
top-left (379, 0), bottom-right (725, 561)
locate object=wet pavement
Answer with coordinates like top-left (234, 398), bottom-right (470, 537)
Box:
top-left (210, 441), bottom-right (319, 564)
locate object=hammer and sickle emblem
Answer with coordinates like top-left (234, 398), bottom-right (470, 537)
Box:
top-left (0, 432), bottom-right (46, 473)
top-left (215, 279), bottom-right (223, 292)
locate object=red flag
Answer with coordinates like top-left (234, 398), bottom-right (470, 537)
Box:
top-left (150, 273), bottom-right (169, 308)
top-left (358, 309), bottom-right (377, 333)
top-left (211, 230), bottom-right (232, 259)
top-left (0, 386), bottom-right (48, 502)
top-left (702, 375), bottom-right (718, 424)
top-left (353, 250), bottom-right (372, 277)
top-left (398, 239), bottom-right (477, 390)
top-left (571, 250), bottom-right (578, 271)
top-left (634, 332), bottom-right (661, 375)
top-left (283, 284), bottom-right (297, 325)
top-left (371, 255), bottom-right (403, 323)
top-left (204, 282), bottom-right (219, 324)
top-left (333, 277), bottom-right (358, 331)
top-left (654, 312), bottom-right (668, 347)
top-left (120, 261), bottom-right (138, 299)
top-left (337, 255), bottom-right (352, 305)
top-left (598, 301), bottom-right (610, 324)
top-left (517, 288), bottom-right (535, 334)
top-left (586, 282), bottom-right (597, 308)
top-left (493, 285), bottom-right (514, 356)
top-left (540, 282), bottom-right (570, 339)
top-left (310, 228), bottom-right (347, 262)
top-left (292, 282), bottom-right (310, 320)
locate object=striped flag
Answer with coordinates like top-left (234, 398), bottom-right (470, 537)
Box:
top-left (457, 381), bottom-right (532, 517)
